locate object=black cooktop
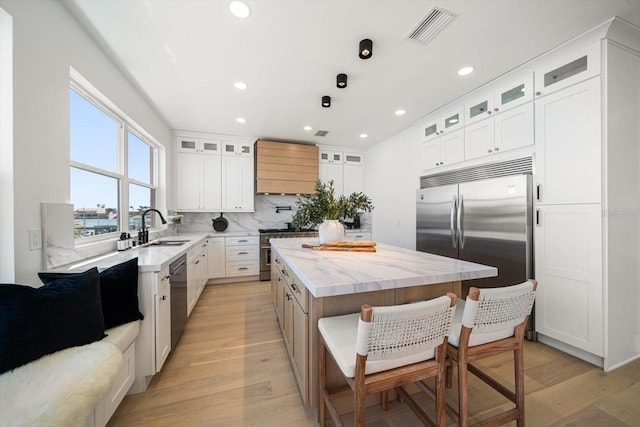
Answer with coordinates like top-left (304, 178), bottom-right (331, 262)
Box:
top-left (259, 228), bottom-right (316, 233)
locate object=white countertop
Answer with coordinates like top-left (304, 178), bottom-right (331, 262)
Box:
top-left (59, 233), bottom-right (210, 273)
top-left (270, 238), bottom-right (497, 298)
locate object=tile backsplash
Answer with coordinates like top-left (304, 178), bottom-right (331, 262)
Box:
top-left (176, 195), bottom-right (371, 234)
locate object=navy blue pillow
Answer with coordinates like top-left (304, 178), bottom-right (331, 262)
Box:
top-left (0, 268), bottom-right (105, 374)
top-left (39, 258), bottom-right (144, 330)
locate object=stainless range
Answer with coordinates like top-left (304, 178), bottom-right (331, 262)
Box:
top-left (259, 228), bottom-right (318, 281)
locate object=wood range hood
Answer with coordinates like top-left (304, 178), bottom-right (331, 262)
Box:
top-left (255, 140), bottom-right (319, 195)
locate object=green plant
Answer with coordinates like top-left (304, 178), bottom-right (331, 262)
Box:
top-left (291, 180), bottom-right (374, 229)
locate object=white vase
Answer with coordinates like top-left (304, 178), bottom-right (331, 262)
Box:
top-left (318, 219), bottom-right (344, 243)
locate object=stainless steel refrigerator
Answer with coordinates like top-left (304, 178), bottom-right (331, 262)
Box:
top-left (417, 172), bottom-right (533, 293)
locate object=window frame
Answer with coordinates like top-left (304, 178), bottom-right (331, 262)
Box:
top-left (70, 80), bottom-right (161, 244)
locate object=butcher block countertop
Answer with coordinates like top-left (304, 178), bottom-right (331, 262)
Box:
top-left (269, 237), bottom-right (497, 298)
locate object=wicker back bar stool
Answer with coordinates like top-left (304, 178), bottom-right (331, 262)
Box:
top-left (318, 293), bottom-right (457, 427)
top-left (443, 279), bottom-right (538, 427)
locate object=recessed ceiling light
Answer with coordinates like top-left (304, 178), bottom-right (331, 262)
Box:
top-left (234, 81), bottom-right (247, 90)
top-left (304, 126), bottom-right (312, 131)
top-left (457, 66), bottom-right (474, 76)
top-left (236, 117), bottom-right (246, 123)
top-left (395, 109), bottom-right (406, 116)
top-left (229, 1), bottom-right (251, 18)
top-left (360, 133), bottom-right (368, 138)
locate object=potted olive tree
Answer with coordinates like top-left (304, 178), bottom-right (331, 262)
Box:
top-left (291, 180), bottom-right (373, 243)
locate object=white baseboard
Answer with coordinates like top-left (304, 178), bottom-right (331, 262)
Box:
top-left (537, 334), bottom-right (604, 368)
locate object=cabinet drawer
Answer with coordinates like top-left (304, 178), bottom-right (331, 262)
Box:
top-left (225, 260), bottom-right (259, 277)
top-left (345, 231), bottom-right (372, 241)
top-left (279, 265), bottom-right (308, 313)
top-left (225, 244), bottom-right (259, 261)
top-left (225, 236), bottom-right (259, 246)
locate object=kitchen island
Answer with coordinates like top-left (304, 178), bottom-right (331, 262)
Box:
top-left (269, 237), bottom-right (497, 407)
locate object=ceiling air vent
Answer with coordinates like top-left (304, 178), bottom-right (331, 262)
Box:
top-left (406, 6), bottom-right (457, 45)
top-left (314, 130), bottom-right (329, 137)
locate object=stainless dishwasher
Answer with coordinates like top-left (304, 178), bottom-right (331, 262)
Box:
top-left (169, 254), bottom-right (188, 348)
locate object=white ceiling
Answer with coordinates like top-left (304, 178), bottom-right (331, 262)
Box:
top-left (63, 0), bottom-right (640, 148)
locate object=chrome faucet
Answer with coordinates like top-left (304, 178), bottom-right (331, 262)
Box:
top-left (139, 209), bottom-right (167, 244)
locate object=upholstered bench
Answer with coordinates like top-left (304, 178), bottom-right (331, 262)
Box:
top-left (0, 258), bottom-right (144, 427)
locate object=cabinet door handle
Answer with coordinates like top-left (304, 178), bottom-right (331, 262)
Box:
top-left (239, 267), bottom-right (248, 270)
top-left (494, 147), bottom-right (499, 151)
top-left (238, 251), bottom-right (248, 255)
top-left (238, 239), bottom-right (248, 243)
top-left (291, 283), bottom-right (300, 293)
top-left (487, 149), bottom-right (492, 153)
top-left (536, 209), bottom-right (541, 226)
top-left (535, 91), bottom-right (541, 96)
top-left (536, 184), bottom-right (542, 202)
top-left (195, 260), bottom-right (199, 264)
top-left (285, 293), bottom-right (291, 300)
top-left (487, 110), bottom-right (492, 115)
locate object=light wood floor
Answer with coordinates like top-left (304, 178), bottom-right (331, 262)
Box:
top-left (108, 281), bottom-right (640, 427)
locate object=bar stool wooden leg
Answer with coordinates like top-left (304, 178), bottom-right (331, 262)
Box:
top-left (319, 340), bottom-right (327, 427)
top-left (458, 357), bottom-right (469, 427)
top-left (515, 346), bottom-right (525, 427)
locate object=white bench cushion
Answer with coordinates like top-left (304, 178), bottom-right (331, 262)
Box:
top-left (103, 320), bottom-right (140, 353)
top-left (318, 313), bottom-right (435, 378)
top-left (0, 341), bottom-right (122, 427)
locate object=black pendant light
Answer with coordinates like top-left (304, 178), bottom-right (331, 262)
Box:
top-left (322, 96), bottom-right (331, 108)
top-left (359, 38), bottom-right (372, 59)
top-left (336, 73), bottom-right (348, 88)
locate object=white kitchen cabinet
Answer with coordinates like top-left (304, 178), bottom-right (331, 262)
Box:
top-left (318, 149), bottom-right (364, 196)
top-left (319, 150), bottom-right (343, 164)
top-left (176, 152), bottom-right (222, 211)
top-left (465, 71), bottom-right (534, 126)
top-left (318, 162), bottom-right (343, 195)
top-left (207, 237), bottom-right (225, 279)
top-left (132, 268), bottom-right (174, 393)
top-left (221, 155), bottom-right (254, 211)
top-left (155, 267), bottom-right (171, 371)
top-left (187, 243), bottom-right (206, 316)
top-left (465, 102), bottom-right (534, 161)
top-left (343, 152), bottom-right (364, 165)
top-left (342, 164), bottom-right (364, 195)
top-left (421, 128), bottom-right (464, 171)
top-left (534, 42), bottom-right (601, 98)
top-left (423, 105), bottom-right (464, 142)
top-left (176, 135), bottom-right (221, 154)
top-left (344, 230), bottom-right (372, 241)
top-left (222, 140), bottom-right (254, 157)
top-left (197, 240), bottom-right (208, 297)
top-left (493, 71), bottom-right (534, 113)
top-left (532, 25), bottom-right (640, 371)
top-left (534, 204), bottom-right (603, 356)
top-left (535, 77), bottom-right (601, 205)
top-left (225, 235), bottom-right (259, 277)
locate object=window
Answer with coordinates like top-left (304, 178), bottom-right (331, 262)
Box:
top-left (70, 84), bottom-right (159, 241)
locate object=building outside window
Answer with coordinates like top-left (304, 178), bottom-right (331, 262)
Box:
top-left (70, 84), bottom-right (159, 241)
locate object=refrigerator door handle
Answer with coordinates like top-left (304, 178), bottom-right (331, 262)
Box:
top-left (450, 196), bottom-right (458, 248)
top-left (457, 194), bottom-right (465, 248)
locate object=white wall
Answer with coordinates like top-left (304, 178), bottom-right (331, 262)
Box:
top-left (364, 124), bottom-right (423, 250)
top-left (0, 0), bottom-right (171, 284)
top-left (0, 6), bottom-right (14, 282)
